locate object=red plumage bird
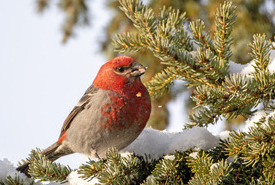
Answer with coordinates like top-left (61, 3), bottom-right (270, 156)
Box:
top-left (17, 56), bottom-right (151, 176)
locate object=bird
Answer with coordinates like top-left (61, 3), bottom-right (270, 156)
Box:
top-left (16, 56), bottom-right (151, 177)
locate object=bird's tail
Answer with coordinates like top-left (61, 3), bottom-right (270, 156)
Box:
top-left (16, 142), bottom-right (72, 177)
top-left (16, 162), bottom-right (31, 177)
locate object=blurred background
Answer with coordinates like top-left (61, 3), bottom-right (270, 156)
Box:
top-left (0, 0), bottom-right (274, 169)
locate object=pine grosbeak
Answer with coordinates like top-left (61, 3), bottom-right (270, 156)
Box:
top-left (17, 56), bottom-right (151, 176)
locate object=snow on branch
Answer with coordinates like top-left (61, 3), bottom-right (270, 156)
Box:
top-left (122, 127), bottom-right (219, 160)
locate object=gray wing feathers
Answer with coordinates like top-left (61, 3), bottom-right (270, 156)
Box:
top-left (59, 85), bottom-right (98, 138)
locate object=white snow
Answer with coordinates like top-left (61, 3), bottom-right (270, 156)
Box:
top-left (163, 155), bottom-right (176, 161)
top-left (121, 127), bottom-right (219, 160)
top-left (66, 171), bottom-right (98, 185)
top-left (219, 130), bottom-right (231, 140)
top-left (268, 56), bottom-right (275, 73)
top-left (189, 152), bottom-right (198, 159)
top-left (229, 61), bottom-right (248, 74)
top-left (240, 60), bottom-right (256, 75)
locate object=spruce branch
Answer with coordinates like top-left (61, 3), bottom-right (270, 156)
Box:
top-left (145, 66), bottom-right (182, 97)
top-left (0, 175), bottom-right (34, 185)
top-left (190, 68), bottom-right (275, 127)
top-left (252, 71), bottom-right (275, 106)
top-left (78, 158), bottom-right (104, 181)
top-left (226, 113), bottom-right (275, 170)
top-left (117, 0), bottom-right (192, 60)
top-left (214, 1), bottom-right (236, 62)
top-left (78, 148), bottom-right (156, 184)
top-left (207, 139), bottom-right (229, 163)
top-left (187, 151), bottom-right (213, 183)
top-left (119, 0), bottom-right (157, 37)
top-left (189, 19), bottom-right (214, 51)
top-left (187, 151), bottom-right (231, 184)
top-left (22, 148), bottom-right (72, 183)
top-left (157, 6), bottom-right (186, 36)
top-left (187, 106), bottom-right (220, 127)
top-left (115, 0), bottom-right (219, 94)
top-left (190, 1), bottom-right (237, 84)
top-left (188, 74), bottom-right (253, 127)
top-left (115, 0), bottom-right (275, 129)
top-left (249, 34), bottom-right (271, 72)
top-left (115, 0), bottom-right (207, 84)
top-left (150, 156), bottom-right (178, 183)
top-left (114, 32), bottom-right (147, 53)
top-left (143, 151), bottom-right (192, 184)
top-left (115, 0), bottom-right (239, 100)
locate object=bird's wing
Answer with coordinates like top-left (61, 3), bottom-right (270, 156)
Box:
top-left (58, 85), bottom-right (98, 139)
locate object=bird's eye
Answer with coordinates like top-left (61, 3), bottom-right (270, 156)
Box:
top-left (117, 67), bottom-right (125, 73)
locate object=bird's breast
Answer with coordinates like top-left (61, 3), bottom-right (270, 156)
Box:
top-left (99, 89), bottom-right (151, 132)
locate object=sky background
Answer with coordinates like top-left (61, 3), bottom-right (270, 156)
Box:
top-left (0, 0), bottom-right (222, 169)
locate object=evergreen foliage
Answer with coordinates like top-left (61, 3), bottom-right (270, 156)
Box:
top-left (20, 148), bottom-right (72, 183)
top-left (105, 0), bottom-right (275, 130)
top-left (0, 175), bottom-right (34, 185)
top-left (187, 151), bottom-right (231, 184)
top-left (142, 151), bottom-right (192, 184)
top-left (114, 0), bottom-right (275, 128)
top-left (6, 0), bottom-right (275, 184)
top-left (226, 114), bottom-right (275, 184)
top-left (78, 148), bottom-right (157, 184)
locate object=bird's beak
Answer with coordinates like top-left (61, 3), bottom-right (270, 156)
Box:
top-left (130, 62), bottom-right (147, 77)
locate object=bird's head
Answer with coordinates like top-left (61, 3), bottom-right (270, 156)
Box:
top-left (93, 56), bottom-right (147, 93)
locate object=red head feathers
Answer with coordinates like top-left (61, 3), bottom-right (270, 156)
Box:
top-left (93, 56), bottom-right (147, 94)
